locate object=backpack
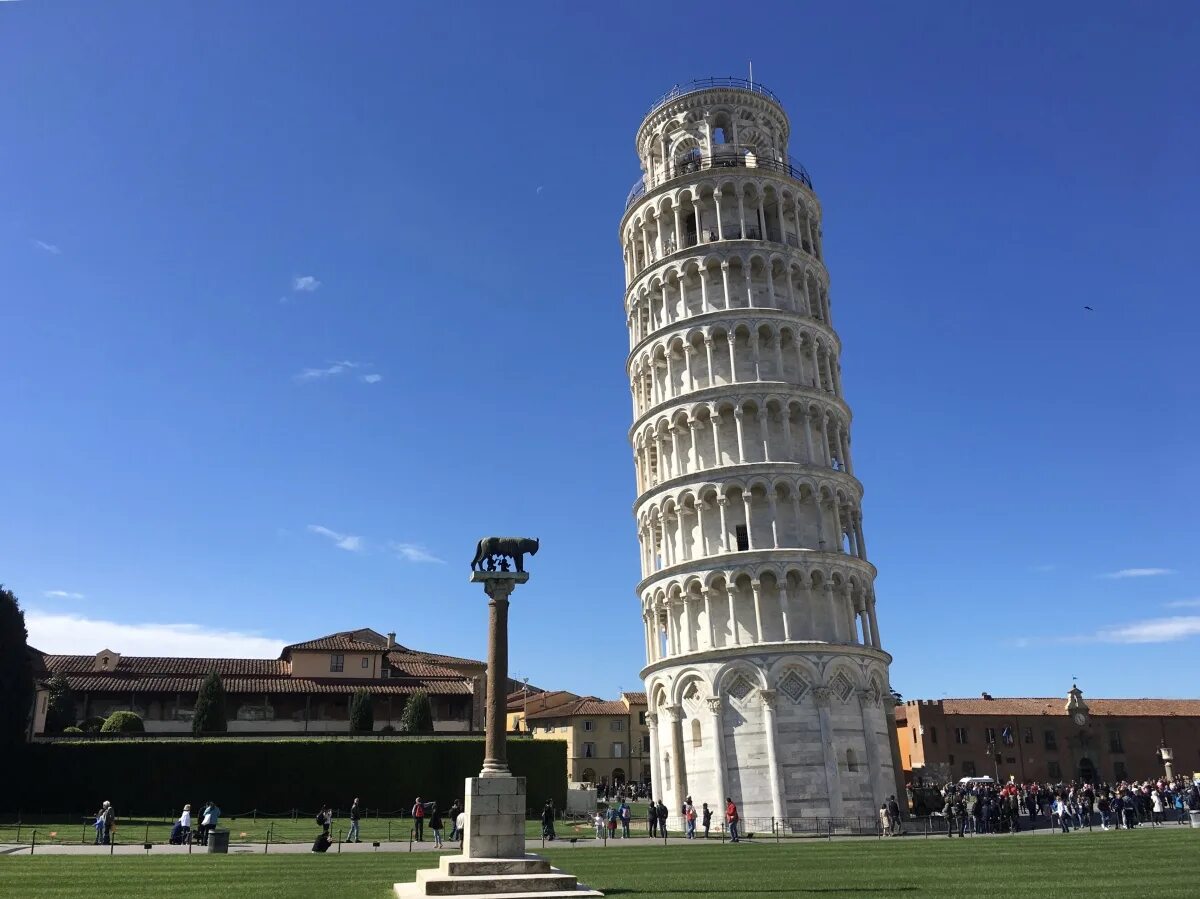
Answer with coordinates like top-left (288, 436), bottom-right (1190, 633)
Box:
top-left (315, 813), bottom-right (324, 826)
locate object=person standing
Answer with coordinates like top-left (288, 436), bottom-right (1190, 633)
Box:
top-left (879, 803), bottom-right (892, 835)
top-left (431, 804), bottom-right (444, 848)
top-left (412, 796), bottom-right (426, 841)
top-left (316, 804), bottom-right (332, 836)
top-left (93, 804), bottom-right (106, 845)
top-left (593, 810), bottom-right (605, 840)
top-left (656, 799), bottom-right (668, 837)
top-left (347, 798), bottom-right (361, 843)
top-left (725, 796), bottom-right (740, 843)
top-left (648, 801), bottom-right (658, 837)
top-left (684, 799), bottom-right (697, 839)
top-left (455, 807), bottom-right (466, 845)
top-left (541, 800), bottom-right (556, 841)
top-left (619, 800), bottom-right (631, 838)
top-left (887, 795), bottom-right (902, 835)
top-left (448, 800), bottom-right (461, 842)
top-left (701, 802), bottom-right (712, 838)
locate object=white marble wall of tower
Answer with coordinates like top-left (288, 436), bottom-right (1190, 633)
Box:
top-left (620, 80), bottom-right (896, 824)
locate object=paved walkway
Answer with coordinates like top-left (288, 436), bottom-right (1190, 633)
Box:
top-left (3, 820), bottom-right (1193, 856)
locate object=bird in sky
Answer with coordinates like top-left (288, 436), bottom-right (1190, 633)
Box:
top-left (1083, 306), bottom-right (1094, 311)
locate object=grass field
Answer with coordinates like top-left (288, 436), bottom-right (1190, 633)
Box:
top-left (2, 828), bottom-right (1196, 898)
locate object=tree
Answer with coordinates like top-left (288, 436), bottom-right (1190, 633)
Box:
top-left (192, 670), bottom-right (227, 734)
top-left (399, 690), bottom-right (434, 734)
top-left (349, 688), bottom-right (374, 732)
top-left (0, 585), bottom-right (35, 748)
top-left (100, 710), bottom-right (144, 733)
top-left (44, 672), bottom-right (75, 734)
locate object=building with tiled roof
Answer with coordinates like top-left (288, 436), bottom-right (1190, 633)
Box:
top-left (31, 627), bottom-right (488, 736)
top-left (897, 685), bottom-right (1200, 786)
top-left (519, 691), bottom-right (650, 789)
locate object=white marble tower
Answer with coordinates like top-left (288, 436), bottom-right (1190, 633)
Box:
top-left (619, 78), bottom-right (896, 824)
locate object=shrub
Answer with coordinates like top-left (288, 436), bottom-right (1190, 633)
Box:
top-left (399, 691), bottom-right (434, 734)
top-left (100, 711), bottom-right (144, 733)
top-left (192, 670), bottom-right (227, 734)
top-left (79, 716), bottom-right (106, 732)
top-left (349, 688), bottom-right (374, 732)
top-left (62, 726), bottom-right (84, 733)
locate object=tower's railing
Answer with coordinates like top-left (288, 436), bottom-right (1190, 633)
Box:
top-left (644, 77), bottom-right (781, 116)
top-left (625, 147), bottom-right (813, 212)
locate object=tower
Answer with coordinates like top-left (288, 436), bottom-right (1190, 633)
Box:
top-left (620, 78), bottom-right (896, 821)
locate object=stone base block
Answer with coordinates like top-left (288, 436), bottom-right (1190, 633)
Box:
top-left (393, 853), bottom-right (603, 898)
top-left (464, 776), bottom-right (526, 860)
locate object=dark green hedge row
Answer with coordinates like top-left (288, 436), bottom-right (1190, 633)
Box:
top-left (8, 738), bottom-right (565, 815)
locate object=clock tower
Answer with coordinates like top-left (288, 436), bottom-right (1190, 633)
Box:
top-left (1066, 685), bottom-right (1090, 726)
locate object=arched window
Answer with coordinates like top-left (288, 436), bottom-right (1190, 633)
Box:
top-left (582, 767), bottom-right (596, 784)
top-left (846, 748), bottom-right (858, 773)
top-left (691, 718), bottom-right (703, 749)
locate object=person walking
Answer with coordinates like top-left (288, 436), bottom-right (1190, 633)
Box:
top-left (887, 795), bottom-right (902, 835)
top-left (346, 798), bottom-right (361, 843)
top-left (701, 802), bottom-right (712, 838)
top-left (619, 800), bottom-right (631, 838)
top-left (455, 808), bottom-right (466, 845)
top-left (725, 796), bottom-right (740, 843)
top-left (593, 810), bottom-right (605, 840)
top-left (648, 801), bottom-right (658, 837)
top-left (656, 800), bottom-right (668, 838)
top-left (92, 803), bottom-right (107, 845)
top-left (315, 804), bottom-right (332, 836)
top-left (541, 800), bottom-right (556, 841)
top-left (880, 803), bottom-right (892, 835)
top-left (448, 801), bottom-right (461, 842)
top-left (170, 804), bottom-right (192, 844)
top-left (200, 800), bottom-right (219, 846)
top-left (684, 799), bottom-right (697, 839)
top-left (412, 796), bottom-right (426, 841)
top-left (431, 805), bottom-right (444, 848)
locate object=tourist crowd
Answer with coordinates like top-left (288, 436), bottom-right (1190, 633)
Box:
top-left (935, 776), bottom-right (1200, 837)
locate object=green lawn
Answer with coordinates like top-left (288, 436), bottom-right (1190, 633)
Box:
top-left (2, 829), bottom-right (1197, 898)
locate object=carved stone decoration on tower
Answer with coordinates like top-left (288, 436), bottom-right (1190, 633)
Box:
top-left (620, 77), bottom-right (897, 825)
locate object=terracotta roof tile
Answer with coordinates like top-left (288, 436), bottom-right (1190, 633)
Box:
top-left (938, 697), bottom-right (1200, 717)
top-left (284, 631), bottom-right (388, 653)
top-left (60, 674), bottom-right (471, 696)
top-left (512, 690), bottom-right (580, 715)
top-left (621, 691), bottom-right (647, 705)
top-left (392, 646), bottom-right (485, 669)
top-left (41, 655), bottom-right (288, 677)
top-left (525, 696), bottom-right (630, 720)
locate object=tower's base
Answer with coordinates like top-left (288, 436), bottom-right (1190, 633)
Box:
top-left (393, 854), bottom-right (603, 898)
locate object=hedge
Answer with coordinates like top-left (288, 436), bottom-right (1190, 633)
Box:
top-left (8, 738), bottom-right (565, 815)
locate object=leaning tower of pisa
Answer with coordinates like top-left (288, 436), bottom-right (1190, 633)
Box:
top-left (620, 78), bottom-right (897, 824)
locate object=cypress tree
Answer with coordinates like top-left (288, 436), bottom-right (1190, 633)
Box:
top-left (0, 585), bottom-right (35, 748)
top-left (349, 688), bottom-right (374, 732)
top-left (44, 672), bottom-right (75, 733)
top-left (399, 690), bottom-right (434, 734)
top-left (192, 670), bottom-right (228, 734)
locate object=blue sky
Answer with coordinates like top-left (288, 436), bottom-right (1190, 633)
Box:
top-left (2, 2), bottom-right (1198, 701)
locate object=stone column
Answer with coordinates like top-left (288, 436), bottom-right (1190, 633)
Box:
top-left (646, 713), bottom-right (663, 799)
top-left (750, 579), bottom-right (764, 643)
top-left (666, 705), bottom-right (688, 810)
top-left (702, 587), bottom-right (716, 648)
top-left (470, 572), bottom-right (528, 777)
top-left (814, 686), bottom-right (844, 816)
top-left (857, 688), bottom-right (885, 811)
top-left (760, 689), bottom-right (786, 821)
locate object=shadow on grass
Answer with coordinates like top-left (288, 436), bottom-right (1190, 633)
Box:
top-left (599, 890), bottom-right (918, 896)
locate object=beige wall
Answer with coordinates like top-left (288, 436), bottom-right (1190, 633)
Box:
top-left (532, 704), bottom-right (651, 786)
top-left (288, 650), bottom-right (384, 679)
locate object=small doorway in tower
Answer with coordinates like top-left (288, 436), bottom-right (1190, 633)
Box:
top-left (1078, 757), bottom-right (1097, 784)
top-left (735, 525), bottom-right (749, 551)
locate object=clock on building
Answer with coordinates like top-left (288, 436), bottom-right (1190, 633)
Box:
top-left (1073, 712), bottom-right (1088, 726)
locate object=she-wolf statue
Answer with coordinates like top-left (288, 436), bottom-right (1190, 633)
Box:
top-left (470, 537), bottom-right (540, 573)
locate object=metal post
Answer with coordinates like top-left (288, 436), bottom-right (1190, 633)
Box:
top-left (30, 831), bottom-right (36, 855)
top-left (337, 828), bottom-right (342, 854)
top-left (409, 827), bottom-right (414, 852)
top-left (388, 821), bottom-right (392, 842)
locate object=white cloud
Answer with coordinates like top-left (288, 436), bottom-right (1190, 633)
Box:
top-left (32, 239), bottom-right (61, 255)
top-left (1164, 598), bottom-right (1200, 609)
top-left (361, 374), bottom-right (382, 384)
top-left (25, 612), bottom-right (285, 657)
top-left (1101, 568), bottom-right (1175, 579)
top-left (307, 524), bottom-right (364, 552)
top-left (293, 275), bottom-right (321, 292)
top-left (1091, 615), bottom-right (1200, 644)
top-left (294, 360), bottom-right (361, 382)
top-left (43, 590), bottom-right (84, 600)
top-left (390, 542), bottom-right (444, 564)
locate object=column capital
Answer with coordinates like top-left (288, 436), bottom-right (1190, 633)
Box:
top-left (644, 712), bottom-right (659, 729)
top-left (812, 685), bottom-right (834, 707)
top-left (857, 687), bottom-right (881, 707)
top-left (759, 688), bottom-right (778, 710)
top-left (664, 704), bottom-right (684, 722)
top-left (705, 695), bottom-right (723, 715)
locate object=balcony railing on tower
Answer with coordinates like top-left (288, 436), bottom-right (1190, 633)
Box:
top-left (625, 145), bottom-right (813, 211)
top-left (643, 77), bottom-right (782, 116)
